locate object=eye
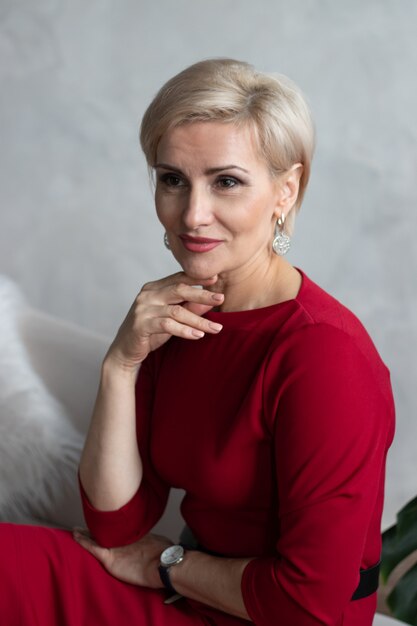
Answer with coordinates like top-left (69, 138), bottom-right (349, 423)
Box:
top-left (158, 173), bottom-right (185, 187)
top-left (216, 176), bottom-right (240, 189)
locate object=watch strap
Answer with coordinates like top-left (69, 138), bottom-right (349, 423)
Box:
top-left (158, 565), bottom-right (177, 594)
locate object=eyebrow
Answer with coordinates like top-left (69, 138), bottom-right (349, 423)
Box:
top-left (154, 163), bottom-right (250, 175)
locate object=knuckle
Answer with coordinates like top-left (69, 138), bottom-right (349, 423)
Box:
top-left (170, 304), bottom-right (182, 318)
top-left (173, 282), bottom-right (186, 296)
top-left (161, 318), bottom-right (175, 333)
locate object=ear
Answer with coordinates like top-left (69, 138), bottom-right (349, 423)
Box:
top-left (273, 163), bottom-right (303, 219)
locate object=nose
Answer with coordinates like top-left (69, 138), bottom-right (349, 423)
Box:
top-left (182, 184), bottom-right (214, 230)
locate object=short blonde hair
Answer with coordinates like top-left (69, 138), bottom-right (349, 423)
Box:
top-left (140, 58), bottom-right (315, 233)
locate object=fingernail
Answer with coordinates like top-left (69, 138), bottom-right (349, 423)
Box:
top-left (212, 293), bottom-right (224, 302)
top-left (209, 322), bottom-right (223, 332)
top-left (192, 330), bottom-right (205, 338)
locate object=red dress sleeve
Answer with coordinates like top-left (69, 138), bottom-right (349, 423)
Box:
top-left (79, 354), bottom-right (170, 548)
top-left (241, 324), bottom-right (395, 625)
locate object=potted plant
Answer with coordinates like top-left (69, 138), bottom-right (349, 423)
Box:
top-left (381, 495), bottom-right (417, 624)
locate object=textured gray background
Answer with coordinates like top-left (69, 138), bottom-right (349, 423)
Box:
top-left (1, 0), bottom-right (416, 527)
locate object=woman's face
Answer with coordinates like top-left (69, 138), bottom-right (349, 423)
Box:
top-left (154, 121), bottom-right (292, 281)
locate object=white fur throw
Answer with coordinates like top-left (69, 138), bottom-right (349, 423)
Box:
top-left (0, 276), bottom-right (84, 526)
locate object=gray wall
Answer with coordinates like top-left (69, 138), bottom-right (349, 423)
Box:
top-left (1, 0), bottom-right (416, 527)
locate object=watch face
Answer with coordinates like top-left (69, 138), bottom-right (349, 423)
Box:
top-left (161, 545), bottom-right (184, 567)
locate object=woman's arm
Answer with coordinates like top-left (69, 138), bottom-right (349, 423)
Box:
top-left (78, 273), bottom-right (224, 521)
top-left (169, 550), bottom-right (252, 620)
top-left (79, 358), bottom-right (141, 511)
top-left (241, 324), bottom-right (395, 624)
top-left (73, 527), bottom-right (253, 620)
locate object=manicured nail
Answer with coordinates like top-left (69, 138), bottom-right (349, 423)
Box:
top-left (209, 322), bottom-right (223, 332)
top-left (192, 330), bottom-right (205, 338)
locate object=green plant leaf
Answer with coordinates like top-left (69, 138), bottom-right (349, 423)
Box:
top-left (382, 495), bottom-right (417, 582)
top-left (381, 524), bottom-right (399, 582)
top-left (397, 496), bottom-right (417, 537)
top-left (386, 560), bottom-right (417, 625)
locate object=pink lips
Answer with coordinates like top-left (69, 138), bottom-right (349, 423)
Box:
top-left (179, 235), bottom-right (223, 253)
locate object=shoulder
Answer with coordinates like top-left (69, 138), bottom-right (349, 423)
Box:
top-left (291, 270), bottom-right (375, 341)
top-left (263, 318), bottom-right (395, 446)
top-left (276, 270), bottom-right (389, 375)
top-left (263, 271), bottom-right (394, 421)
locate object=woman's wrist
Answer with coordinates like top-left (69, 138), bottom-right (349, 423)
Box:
top-left (101, 351), bottom-right (141, 382)
top-left (167, 549), bottom-right (252, 619)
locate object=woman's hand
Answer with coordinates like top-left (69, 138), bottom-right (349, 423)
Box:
top-left (106, 272), bottom-right (224, 373)
top-left (74, 528), bottom-right (252, 619)
top-left (73, 528), bottom-right (172, 589)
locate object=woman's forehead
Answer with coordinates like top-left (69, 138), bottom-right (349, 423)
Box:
top-left (156, 121), bottom-right (264, 172)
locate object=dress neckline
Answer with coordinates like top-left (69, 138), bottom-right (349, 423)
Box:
top-left (204, 267), bottom-right (307, 324)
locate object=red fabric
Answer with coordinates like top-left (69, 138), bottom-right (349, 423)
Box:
top-left (0, 523), bottom-right (216, 625)
top-left (0, 270), bottom-right (394, 625)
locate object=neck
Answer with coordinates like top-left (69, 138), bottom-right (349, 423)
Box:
top-left (211, 254), bottom-right (301, 312)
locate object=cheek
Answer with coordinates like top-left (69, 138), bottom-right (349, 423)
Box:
top-left (237, 200), bottom-right (276, 236)
top-left (155, 193), bottom-right (175, 226)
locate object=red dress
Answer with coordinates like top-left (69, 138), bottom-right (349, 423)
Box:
top-left (0, 270), bottom-right (395, 625)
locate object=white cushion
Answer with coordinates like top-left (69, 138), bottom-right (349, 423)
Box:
top-left (0, 276), bottom-right (88, 527)
top-left (0, 274), bottom-right (185, 535)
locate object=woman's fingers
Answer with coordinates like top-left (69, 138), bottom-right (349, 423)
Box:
top-left (141, 280), bottom-right (223, 309)
top-left (132, 275), bottom-right (224, 341)
top-left (169, 283), bottom-right (224, 306)
top-left (142, 303), bottom-right (223, 339)
top-left (183, 301), bottom-right (218, 317)
top-left (166, 303), bottom-right (223, 334)
top-left (73, 529), bottom-right (111, 566)
top-left (107, 272), bottom-right (224, 368)
top-left (142, 272), bottom-right (219, 292)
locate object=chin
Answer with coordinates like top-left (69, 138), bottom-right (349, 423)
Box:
top-left (177, 256), bottom-right (223, 281)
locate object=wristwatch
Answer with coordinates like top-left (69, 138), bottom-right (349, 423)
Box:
top-left (158, 544), bottom-right (185, 594)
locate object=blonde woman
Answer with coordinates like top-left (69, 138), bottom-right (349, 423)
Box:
top-left (0, 59), bottom-right (394, 626)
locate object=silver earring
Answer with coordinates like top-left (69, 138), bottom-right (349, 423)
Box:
top-left (163, 232), bottom-right (171, 250)
top-left (272, 214), bottom-right (291, 256)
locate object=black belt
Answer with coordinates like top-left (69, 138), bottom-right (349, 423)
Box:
top-left (179, 526), bottom-right (380, 601)
top-left (351, 561), bottom-right (380, 600)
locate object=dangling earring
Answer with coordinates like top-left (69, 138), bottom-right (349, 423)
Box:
top-left (272, 213), bottom-right (291, 256)
top-left (163, 232), bottom-right (171, 250)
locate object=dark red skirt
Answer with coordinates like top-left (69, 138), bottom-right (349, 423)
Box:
top-left (0, 523), bottom-right (236, 626)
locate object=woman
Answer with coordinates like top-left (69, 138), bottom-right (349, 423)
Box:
top-left (0, 59), bottom-right (394, 625)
